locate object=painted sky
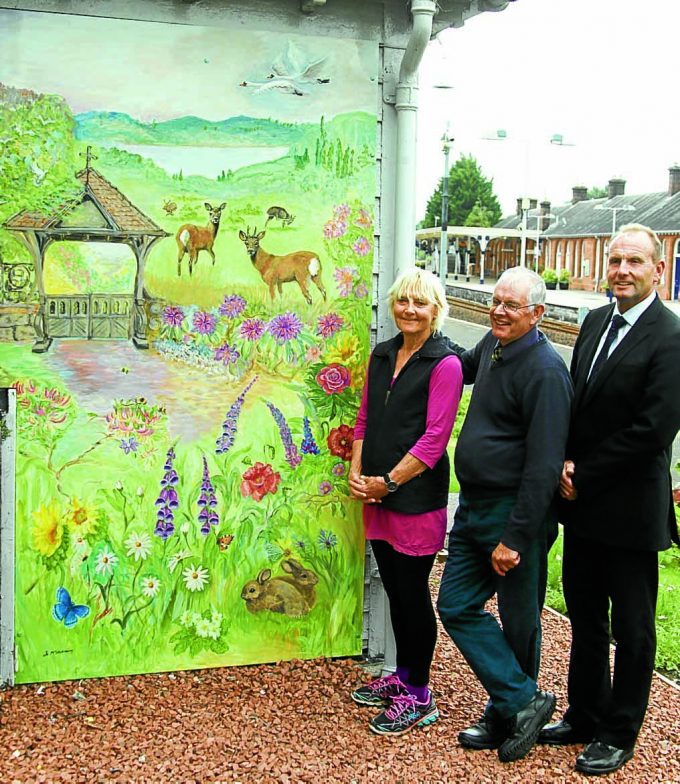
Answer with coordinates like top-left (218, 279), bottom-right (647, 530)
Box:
top-left (0, 10), bottom-right (377, 124)
top-left (418, 0), bottom-right (680, 217)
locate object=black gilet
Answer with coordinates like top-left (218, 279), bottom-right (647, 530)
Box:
top-left (361, 331), bottom-right (455, 513)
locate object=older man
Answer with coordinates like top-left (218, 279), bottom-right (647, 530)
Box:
top-left (437, 266), bottom-right (573, 763)
top-left (539, 224), bottom-right (680, 775)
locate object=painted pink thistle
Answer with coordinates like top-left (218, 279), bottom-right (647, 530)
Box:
top-left (316, 312), bottom-right (344, 338)
top-left (215, 343), bottom-right (240, 365)
top-left (332, 462), bottom-right (346, 477)
top-left (162, 305), bottom-right (185, 327)
top-left (305, 345), bottom-right (323, 363)
top-left (193, 310), bottom-right (217, 335)
top-left (354, 282), bottom-right (369, 299)
top-left (355, 208), bottom-right (372, 229)
top-left (352, 237), bottom-right (371, 257)
top-left (316, 363), bottom-right (351, 395)
top-left (333, 266), bottom-right (358, 297)
top-left (268, 311), bottom-right (303, 343)
top-left (218, 295), bottom-right (247, 318)
top-left (319, 481), bottom-right (333, 496)
top-left (323, 218), bottom-right (348, 239)
top-left (240, 318), bottom-right (266, 341)
top-left (334, 204), bottom-right (351, 221)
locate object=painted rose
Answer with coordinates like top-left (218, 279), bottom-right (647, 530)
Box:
top-left (316, 363), bottom-right (351, 395)
top-left (327, 424), bottom-right (354, 461)
top-left (240, 462), bottom-right (281, 502)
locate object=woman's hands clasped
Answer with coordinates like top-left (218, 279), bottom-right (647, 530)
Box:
top-left (348, 471), bottom-right (389, 504)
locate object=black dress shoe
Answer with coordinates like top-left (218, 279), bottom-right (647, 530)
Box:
top-left (538, 719), bottom-right (593, 746)
top-left (575, 741), bottom-right (634, 775)
top-left (497, 689), bottom-right (557, 763)
top-left (458, 713), bottom-right (512, 750)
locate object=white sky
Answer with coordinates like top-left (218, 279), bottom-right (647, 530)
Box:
top-left (417, 0), bottom-right (680, 219)
top-left (0, 10), bottom-right (376, 124)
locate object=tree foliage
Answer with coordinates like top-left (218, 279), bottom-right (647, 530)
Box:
top-left (587, 185), bottom-right (608, 199)
top-left (422, 154), bottom-right (501, 229)
top-left (0, 85), bottom-right (81, 261)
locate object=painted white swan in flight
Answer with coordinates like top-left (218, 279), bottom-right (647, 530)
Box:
top-left (239, 41), bottom-right (330, 97)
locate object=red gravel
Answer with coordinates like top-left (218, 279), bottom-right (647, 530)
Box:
top-left (1, 564), bottom-right (678, 783)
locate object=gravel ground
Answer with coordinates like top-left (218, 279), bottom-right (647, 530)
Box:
top-left (1, 564), bottom-right (679, 784)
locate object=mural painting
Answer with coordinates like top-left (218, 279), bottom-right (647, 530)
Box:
top-left (0, 10), bottom-right (377, 683)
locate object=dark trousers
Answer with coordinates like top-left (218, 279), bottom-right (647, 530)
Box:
top-left (370, 539), bottom-right (437, 687)
top-left (562, 529), bottom-right (658, 750)
top-left (437, 493), bottom-right (552, 718)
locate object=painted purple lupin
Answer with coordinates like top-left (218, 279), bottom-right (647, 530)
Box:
top-left (300, 416), bottom-right (320, 455)
top-left (155, 447), bottom-right (179, 539)
top-left (215, 376), bottom-right (258, 454)
top-left (266, 401), bottom-right (302, 469)
top-left (198, 456), bottom-right (219, 535)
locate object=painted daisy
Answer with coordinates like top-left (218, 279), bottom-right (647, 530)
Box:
top-left (141, 576), bottom-right (161, 598)
top-left (95, 548), bottom-right (118, 576)
top-left (124, 532), bottom-right (152, 561)
top-left (182, 563), bottom-right (209, 592)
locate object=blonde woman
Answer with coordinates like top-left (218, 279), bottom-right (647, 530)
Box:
top-left (349, 268), bottom-right (463, 735)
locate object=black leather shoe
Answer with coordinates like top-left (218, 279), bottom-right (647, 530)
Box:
top-left (458, 713), bottom-right (512, 750)
top-left (575, 741), bottom-right (634, 775)
top-left (497, 689), bottom-right (557, 763)
top-left (538, 719), bottom-right (593, 746)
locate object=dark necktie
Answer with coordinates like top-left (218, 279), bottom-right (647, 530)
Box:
top-left (491, 343), bottom-right (503, 363)
top-left (589, 314), bottom-right (626, 381)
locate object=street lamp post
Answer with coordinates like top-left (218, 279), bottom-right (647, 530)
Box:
top-left (439, 130), bottom-right (454, 282)
top-left (519, 196), bottom-right (530, 268)
top-left (482, 130), bottom-right (575, 269)
top-left (595, 204), bottom-right (636, 235)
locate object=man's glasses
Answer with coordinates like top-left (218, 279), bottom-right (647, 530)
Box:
top-left (489, 297), bottom-right (535, 314)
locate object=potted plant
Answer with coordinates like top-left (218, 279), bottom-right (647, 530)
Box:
top-left (558, 268), bottom-right (571, 290)
top-left (541, 268), bottom-right (558, 290)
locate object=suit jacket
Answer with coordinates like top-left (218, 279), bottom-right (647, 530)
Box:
top-left (560, 296), bottom-right (680, 551)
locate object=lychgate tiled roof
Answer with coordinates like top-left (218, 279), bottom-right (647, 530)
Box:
top-left (74, 168), bottom-right (164, 234)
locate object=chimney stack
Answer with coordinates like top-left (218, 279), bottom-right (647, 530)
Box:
top-left (572, 185), bottom-right (588, 204)
top-left (607, 177), bottom-right (626, 198)
top-left (668, 164), bottom-right (680, 196)
top-left (539, 200), bottom-right (551, 231)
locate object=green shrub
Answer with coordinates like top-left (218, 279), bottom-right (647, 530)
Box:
top-left (541, 268), bottom-right (558, 284)
top-left (558, 268), bottom-right (571, 284)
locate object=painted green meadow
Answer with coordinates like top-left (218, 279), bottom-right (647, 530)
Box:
top-left (2, 194), bottom-right (375, 683)
top-left (1, 15), bottom-right (379, 682)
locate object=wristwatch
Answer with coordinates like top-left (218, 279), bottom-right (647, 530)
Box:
top-left (383, 473), bottom-right (399, 493)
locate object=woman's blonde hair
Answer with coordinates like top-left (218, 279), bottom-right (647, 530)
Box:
top-left (387, 267), bottom-right (447, 331)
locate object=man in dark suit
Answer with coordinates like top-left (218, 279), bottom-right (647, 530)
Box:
top-left (539, 224), bottom-right (680, 775)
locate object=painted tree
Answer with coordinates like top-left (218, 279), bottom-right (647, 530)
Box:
top-left (422, 154), bottom-right (501, 229)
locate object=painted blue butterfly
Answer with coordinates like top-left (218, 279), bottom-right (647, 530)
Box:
top-left (52, 587), bottom-right (90, 628)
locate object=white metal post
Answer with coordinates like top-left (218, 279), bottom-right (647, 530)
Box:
top-left (0, 389), bottom-right (16, 686)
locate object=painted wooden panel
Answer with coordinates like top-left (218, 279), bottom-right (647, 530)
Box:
top-left (0, 9), bottom-right (378, 683)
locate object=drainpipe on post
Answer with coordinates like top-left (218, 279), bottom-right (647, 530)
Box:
top-left (393, 0), bottom-right (437, 280)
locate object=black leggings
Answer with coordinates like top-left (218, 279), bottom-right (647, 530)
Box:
top-left (370, 539), bottom-right (437, 687)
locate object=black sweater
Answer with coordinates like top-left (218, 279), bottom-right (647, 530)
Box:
top-left (455, 330), bottom-right (573, 553)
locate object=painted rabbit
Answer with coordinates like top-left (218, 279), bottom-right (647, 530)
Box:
top-left (280, 558), bottom-right (319, 608)
top-left (241, 569), bottom-right (310, 617)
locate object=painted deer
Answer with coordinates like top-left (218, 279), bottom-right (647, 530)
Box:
top-left (175, 202), bottom-right (226, 277)
top-left (239, 226), bottom-right (326, 305)
top-left (265, 205), bottom-right (295, 227)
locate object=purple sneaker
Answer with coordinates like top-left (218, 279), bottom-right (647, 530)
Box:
top-left (369, 692), bottom-right (439, 736)
top-left (351, 674), bottom-right (407, 707)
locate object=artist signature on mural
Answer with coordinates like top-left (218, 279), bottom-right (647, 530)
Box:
top-left (43, 648), bottom-right (73, 657)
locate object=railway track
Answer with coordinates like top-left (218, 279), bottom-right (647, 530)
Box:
top-left (447, 296), bottom-right (581, 347)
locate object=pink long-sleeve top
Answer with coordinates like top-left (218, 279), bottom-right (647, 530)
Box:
top-left (354, 354), bottom-right (463, 556)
